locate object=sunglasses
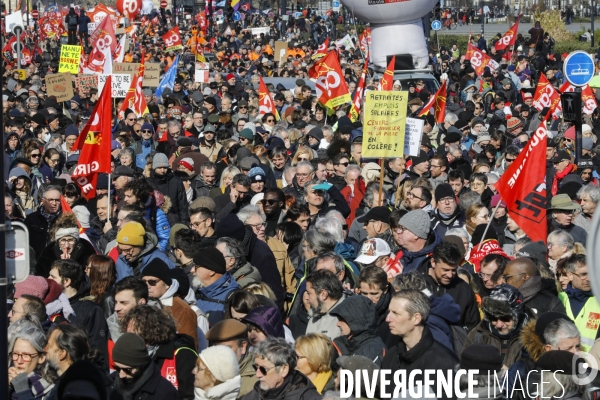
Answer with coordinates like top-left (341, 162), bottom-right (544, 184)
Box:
top-left (30, 153), bottom-right (40, 158)
top-left (114, 365), bottom-right (135, 375)
top-left (266, 119), bottom-right (275, 123)
top-left (336, 162), bottom-right (349, 167)
top-left (142, 129), bottom-right (152, 133)
top-left (143, 279), bottom-right (160, 286)
top-left (260, 199), bottom-right (279, 206)
top-left (253, 364), bottom-right (276, 375)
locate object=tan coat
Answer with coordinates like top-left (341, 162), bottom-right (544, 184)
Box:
top-left (238, 353), bottom-right (257, 398)
top-left (266, 237), bottom-right (297, 306)
top-left (165, 296), bottom-right (198, 349)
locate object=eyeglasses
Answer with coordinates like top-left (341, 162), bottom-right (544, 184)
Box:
top-left (239, 106), bottom-right (247, 109)
top-left (266, 119), bottom-right (275, 123)
top-left (311, 189), bottom-right (325, 196)
top-left (142, 129), bottom-right (152, 133)
top-left (142, 279), bottom-right (160, 286)
top-left (297, 157), bottom-right (309, 162)
top-left (296, 173), bottom-right (311, 178)
top-left (563, 138), bottom-right (572, 142)
top-left (30, 153), bottom-right (40, 158)
top-left (253, 363), bottom-right (277, 375)
top-left (49, 158), bottom-right (60, 163)
top-left (10, 352), bottom-right (40, 362)
top-left (43, 198), bottom-right (60, 203)
top-left (430, 164), bottom-right (442, 169)
top-left (190, 218), bottom-right (209, 229)
top-left (247, 221), bottom-right (266, 229)
top-left (58, 238), bottom-right (76, 245)
top-left (505, 157), bottom-right (516, 162)
top-left (438, 196), bottom-right (455, 204)
top-left (114, 365), bottom-right (135, 375)
top-left (127, 118), bottom-right (136, 121)
top-left (478, 272), bottom-right (493, 279)
top-left (135, 130), bottom-right (141, 133)
top-left (335, 162), bottom-right (349, 167)
top-left (571, 272), bottom-right (589, 280)
top-left (406, 192), bottom-right (423, 200)
top-left (488, 315), bottom-right (512, 323)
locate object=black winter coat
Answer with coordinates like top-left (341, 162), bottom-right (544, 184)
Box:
top-left (35, 239), bottom-right (97, 278)
top-left (240, 370), bottom-right (321, 400)
top-left (152, 335), bottom-right (197, 400)
top-left (25, 209), bottom-right (59, 262)
top-left (418, 257), bottom-right (481, 331)
top-left (148, 170), bottom-right (190, 226)
top-left (109, 361), bottom-right (178, 400)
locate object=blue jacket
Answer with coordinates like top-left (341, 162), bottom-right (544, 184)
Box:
top-left (115, 234), bottom-right (175, 281)
top-left (144, 205), bottom-right (170, 251)
top-left (195, 273), bottom-right (239, 326)
top-left (78, 14), bottom-right (91, 33)
top-left (427, 293), bottom-right (462, 352)
top-left (399, 231), bottom-right (441, 273)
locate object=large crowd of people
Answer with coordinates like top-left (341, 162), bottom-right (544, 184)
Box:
top-left (3, 4), bottom-right (600, 400)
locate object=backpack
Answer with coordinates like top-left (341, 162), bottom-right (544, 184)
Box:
top-left (450, 324), bottom-right (469, 354)
top-left (68, 15), bottom-right (78, 29)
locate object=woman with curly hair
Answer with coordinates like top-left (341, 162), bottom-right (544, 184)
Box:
top-left (35, 213), bottom-right (97, 277)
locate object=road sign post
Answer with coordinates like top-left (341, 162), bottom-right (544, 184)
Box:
top-left (561, 89), bottom-right (583, 164)
top-left (431, 20), bottom-right (441, 51)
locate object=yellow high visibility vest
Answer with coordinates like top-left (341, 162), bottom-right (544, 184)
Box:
top-left (559, 292), bottom-right (600, 352)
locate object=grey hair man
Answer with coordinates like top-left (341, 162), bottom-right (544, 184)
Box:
top-left (575, 185), bottom-right (599, 232)
top-left (216, 237), bottom-right (261, 287)
top-left (284, 161), bottom-right (314, 201)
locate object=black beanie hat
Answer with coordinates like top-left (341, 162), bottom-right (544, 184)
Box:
top-left (193, 247), bottom-right (227, 274)
top-left (141, 258), bottom-right (173, 286)
top-left (536, 350), bottom-right (576, 374)
top-left (170, 267), bottom-right (190, 298)
top-left (460, 344), bottom-right (503, 372)
top-left (534, 312), bottom-right (573, 344)
top-left (215, 214), bottom-right (246, 241)
top-left (471, 223), bottom-right (498, 246)
top-left (112, 333), bottom-right (151, 367)
top-left (410, 150), bottom-right (429, 166)
top-left (434, 183), bottom-right (455, 202)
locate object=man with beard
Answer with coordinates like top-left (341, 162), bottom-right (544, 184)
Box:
top-left (109, 333), bottom-right (177, 400)
top-left (262, 188), bottom-right (286, 237)
top-left (192, 247), bottom-right (240, 326)
top-left (305, 270), bottom-right (346, 340)
top-left (25, 185), bottom-right (62, 258)
top-left (193, 161), bottom-right (218, 198)
top-left (431, 183), bottom-right (465, 237)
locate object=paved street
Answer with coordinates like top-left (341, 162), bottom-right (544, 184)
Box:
top-left (435, 21), bottom-right (593, 37)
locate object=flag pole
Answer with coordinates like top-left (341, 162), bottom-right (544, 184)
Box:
top-left (107, 173), bottom-right (112, 223)
top-left (378, 158), bottom-right (385, 206)
top-left (476, 198), bottom-right (503, 252)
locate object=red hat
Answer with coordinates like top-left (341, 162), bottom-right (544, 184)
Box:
top-left (226, 73), bottom-right (235, 81)
top-left (564, 126), bottom-right (576, 140)
top-left (44, 279), bottom-right (63, 305)
top-left (523, 92), bottom-right (533, 100)
top-left (507, 117), bottom-right (523, 131)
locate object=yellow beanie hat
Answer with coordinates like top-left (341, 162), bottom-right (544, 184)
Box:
top-left (116, 222), bottom-right (145, 246)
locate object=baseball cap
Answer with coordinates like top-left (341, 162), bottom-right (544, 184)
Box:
top-left (354, 238), bottom-right (391, 265)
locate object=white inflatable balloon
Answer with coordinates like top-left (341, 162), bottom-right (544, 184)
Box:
top-left (141, 0), bottom-right (154, 15)
top-left (341, 0), bottom-right (437, 68)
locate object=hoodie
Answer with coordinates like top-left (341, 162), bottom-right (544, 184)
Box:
top-left (426, 293), bottom-right (463, 352)
top-left (330, 296), bottom-right (387, 366)
top-left (115, 233), bottom-right (175, 280)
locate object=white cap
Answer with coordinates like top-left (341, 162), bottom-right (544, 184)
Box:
top-left (354, 238), bottom-right (391, 265)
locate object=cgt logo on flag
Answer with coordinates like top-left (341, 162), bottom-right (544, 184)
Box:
top-left (165, 33), bottom-right (180, 47)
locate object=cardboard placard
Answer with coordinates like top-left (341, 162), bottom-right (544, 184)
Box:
top-left (274, 41), bottom-right (288, 64)
top-left (112, 62), bottom-right (141, 79)
top-left (250, 27), bottom-right (270, 37)
top-left (404, 117), bottom-right (424, 157)
top-left (143, 63), bottom-right (160, 87)
top-left (98, 74), bottom-right (132, 98)
top-left (75, 74), bottom-right (98, 94)
top-left (362, 91), bottom-right (408, 158)
top-left (195, 62), bottom-right (210, 83)
top-left (45, 73), bottom-right (74, 102)
top-left (58, 45), bottom-right (81, 75)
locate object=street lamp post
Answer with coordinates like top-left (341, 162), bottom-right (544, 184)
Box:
top-left (480, 0), bottom-right (484, 36)
top-left (592, 0), bottom-right (596, 47)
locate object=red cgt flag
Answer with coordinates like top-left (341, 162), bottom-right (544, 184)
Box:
top-left (71, 76), bottom-right (113, 200)
top-left (258, 76), bottom-right (277, 118)
top-left (162, 26), bottom-right (183, 52)
top-left (308, 51), bottom-right (351, 109)
top-left (495, 122), bottom-right (549, 243)
top-left (312, 37), bottom-right (329, 60)
top-left (417, 79), bottom-right (447, 123)
top-left (378, 56), bottom-right (395, 91)
top-left (533, 73), bottom-right (562, 120)
top-left (349, 51), bottom-right (369, 123)
top-left (495, 20), bottom-right (519, 51)
top-left (465, 43), bottom-right (499, 76)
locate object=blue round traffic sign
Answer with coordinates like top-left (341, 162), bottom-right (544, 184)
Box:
top-left (431, 20), bottom-right (442, 31)
top-left (564, 51), bottom-right (595, 87)
top-left (233, 11), bottom-right (241, 21)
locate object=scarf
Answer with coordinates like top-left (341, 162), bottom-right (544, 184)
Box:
top-left (38, 205), bottom-right (61, 226)
top-left (435, 207), bottom-right (461, 226)
top-left (565, 284), bottom-right (594, 317)
top-left (112, 362), bottom-right (156, 400)
top-left (552, 164), bottom-right (574, 196)
top-left (312, 371), bottom-right (332, 394)
top-left (142, 139), bottom-right (153, 148)
top-left (518, 274), bottom-right (542, 302)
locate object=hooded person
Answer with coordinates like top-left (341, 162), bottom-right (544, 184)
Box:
top-left (329, 295), bottom-right (387, 366)
top-left (241, 306), bottom-right (288, 350)
top-left (148, 152), bottom-right (190, 226)
top-left (464, 284), bottom-right (535, 368)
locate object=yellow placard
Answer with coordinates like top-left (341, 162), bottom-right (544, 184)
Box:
top-left (58, 45), bottom-right (82, 75)
top-left (15, 69), bottom-right (26, 80)
top-left (362, 91), bottom-right (408, 158)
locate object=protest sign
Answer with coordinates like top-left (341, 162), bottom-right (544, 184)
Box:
top-left (98, 74), bottom-right (132, 98)
top-left (58, 45), bottom-right (82, 75)
top-left (46, 73), bottom-right (74, 102)
top-left (14, 69), bottom-right (26, 80)
top-left (113, 62), bottom-right (141, 79)
top-left (335, 34), bottom-right (355, 49)
top-left (195, 62), bottom-right (210, 83)
top-left (250, 27), bottom-right (270, 37)
top-left (274, 41), bottom-right (288, 64)
top-left (143, 63), bottom-right (161, 87)
top-left (87, 22), bottom-right (96, 35)
top-left (404, 118), bottom-right (424, 157)
top-left (362, 91), bottom-right (408, 158)
top-left (75, 75), bottom-right (98, 94)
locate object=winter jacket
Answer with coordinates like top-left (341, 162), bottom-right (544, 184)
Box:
top-left (430, 207), bottom-right (466, 238)
top-left (152, 335), bottom-right (197, 400)
top-left (381, 326), bottom-right (459, 399)
top-left (144, 204), bottom-right (170, 251)
top-left (238, 354), bottom-right (258, 398)
top-left (316, 183), bottom-right (351, 219)
top-left (8, 370), bottom-right (54, 400)
top-left (427, 293), bottom-right (463, 352)
top-left (398, 230), bottom-right (441, 273)
top-left (283, 177), bottom-right (304, 202)
top-left (148, 170), bottom-right (190, 226)
top-left (192, 175), bottom-right (217, 198)
top-left (213, 187), bottom-right (251, 222)
top-left (519, 275), bottom-right (566, 316)
top-left (551, 219), bottom-right (588, 245)
top-left (266, 236), bottom-right (297, 300)
top-left (77, 14), bottom-right (91, 33)
top-left (108, 361), bottom-right (177, 400)
top-left (35, 239), bottom-right (97, 278)
top-left (195, 272), bottom-right (240, 326)
top-left (86, 216), bottom-right (117, 254)
top-left (194, 375), bottom-right (240, 400)
top-left (330, 296), bottom-right (387, 366)
top-left (25, 209), bottom-right (61, 262)
top-left (306, 296), bottom-right (345, 340)
top-left (418, 257), bottom-right (481, 331)
top-left (115, 233), bottom-right (175, 281)
top-left (240, 370), bottom-right (321, 400)
top-left (229, 261), bottom-right (262, 288)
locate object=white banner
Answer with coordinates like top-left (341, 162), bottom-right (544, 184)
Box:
top-left (98, 74), bottom-right (132, 98)
top-left (404, 117), bottom-right (424, 157)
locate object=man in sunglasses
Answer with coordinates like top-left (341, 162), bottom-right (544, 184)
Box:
top-left (465, 284), bottom-right (533, 368)
top-left (328, 153), bottom-right (350, 191)
top-left (109, 333), bottom-right (177, 400)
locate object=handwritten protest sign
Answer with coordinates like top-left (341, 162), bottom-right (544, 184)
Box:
top-left (404, 118), bottom-right (424, 157)
top-left (58, 45), bottom-right (81, 75)
top-left (75, 75), bottom-right (98, 94)
top-left (143, 63), bottom-right (160, 87)
top-left (113, 62), bottom-right (140, 79)
top-left (46, 73), bottom-right (74, 102)
top-left (195, 62), bottom-right (210, 83)
top-left (362, 91), bottom-right (408, 158)
top-left (98, 74), bottom-right (132, 98)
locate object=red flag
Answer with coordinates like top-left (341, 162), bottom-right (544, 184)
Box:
top-left (134, 51), bottom-right (149, 116)
top-left (495, 20), bottom-right (519, 51)
top-left (312, 37), bottom-right (329, 60)
top-left (533, 73), bottom-right (562, 120)
top-left (258, 76), bottom-right (277, 117)
top-left (89, 16), bottom-right (117, 55)
top-left (308, 51), bottom-right (352, 109)
top-left (417, 80), bottom-right (447, 123)
top-left (60, 195), bottom-right (83, 230)
top-left (162, 26), bottom-right (183, 52)
top-left (71, 76), bottom-right (113, 200)
top-left (378, 56), bottom-right (395, 91)
top-left (465, 43), bottom-right (499, 76)
top-left (349, 51), bottom-right (369, 122)
top-left (495, 122), bottom-right (549, 243)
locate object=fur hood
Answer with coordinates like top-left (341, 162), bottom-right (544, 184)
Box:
top-left (160, 195), bottom-right (172, 215)
top-left (520, 319), bottom-right (546, 362)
